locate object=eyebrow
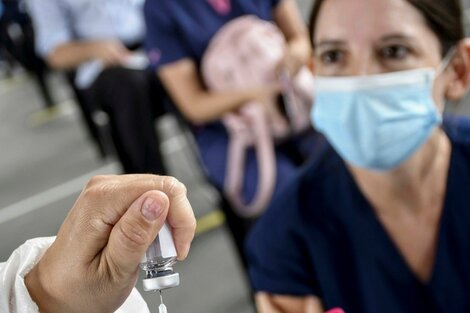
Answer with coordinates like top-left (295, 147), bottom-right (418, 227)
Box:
top-left (313, 40), bottom-right (347, 50)
top-left (314, 33), bottom-right (414, 49)
top-left (378, 34), bottom-right (414, 42)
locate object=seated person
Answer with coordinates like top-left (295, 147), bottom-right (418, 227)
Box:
top-left (246, 0), bottom-right (470, 312)
top-left (0, 174), bottom-right (196, 313)
top-left (144, 0), bottom-right (314, 218)
top-left (0, 0), bottom-right (54, 109)
top-left (27, 0), bottom-right (167, 174)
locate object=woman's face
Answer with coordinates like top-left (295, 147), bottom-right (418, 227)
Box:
top-left (312, 0), bottom-right (459, 107)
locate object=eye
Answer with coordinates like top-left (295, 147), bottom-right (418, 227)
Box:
top-left (319, 50), bottom-right (345, 65)
top-left (379, 45), bottom-right (410, 60)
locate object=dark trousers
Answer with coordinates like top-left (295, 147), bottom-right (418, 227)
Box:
top-left (81, 67), bottom-right (167, 175)
top-left (0, 1), bottom-right (55, 108)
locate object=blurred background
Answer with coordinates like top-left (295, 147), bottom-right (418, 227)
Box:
top-left (1, 0), bottom-right (470, 312)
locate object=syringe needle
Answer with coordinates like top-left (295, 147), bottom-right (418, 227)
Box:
top-left (158, 290), bottom-right (168, 313)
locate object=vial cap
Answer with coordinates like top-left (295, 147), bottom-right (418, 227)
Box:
top-left (143, 272), bottom-right (180, 291)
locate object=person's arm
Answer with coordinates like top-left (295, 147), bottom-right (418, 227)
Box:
top-left (23, 174), bottom-right (196, 313)
top-left (46, 40), bottom-right (131, 70)
top-left (27, 0), bottom-right (130, 70)
top-left (144, 0), bottom-right (281, 124)
top-left (256, 293), bottom-right (324, 313)
top-left (273, 0), bottom-right (312, 76)
top-left (158, 59), bottom-right (281, 124)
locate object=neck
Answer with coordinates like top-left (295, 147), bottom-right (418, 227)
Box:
top-left (349, 129), bottom-right (451, 214)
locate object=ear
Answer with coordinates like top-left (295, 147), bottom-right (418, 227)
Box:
top-left (445, 39), bottom-right (470, 101)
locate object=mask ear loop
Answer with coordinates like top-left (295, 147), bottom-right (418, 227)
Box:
top-left (435, 46), bottom-right (457, 114)
top-left (436, 46), bottom-right (457, 76)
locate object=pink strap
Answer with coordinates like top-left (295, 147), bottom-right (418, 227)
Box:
top-left (222, 71), bottom-right (313, 217)
top-left (223, 103), bottom-right (276, 218)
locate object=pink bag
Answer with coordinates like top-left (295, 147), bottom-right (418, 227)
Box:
top-left (201, 15), bottom-right (314, 217)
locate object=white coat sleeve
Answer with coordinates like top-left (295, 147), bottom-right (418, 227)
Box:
top-left (0, 237), bottom-right (150, 313)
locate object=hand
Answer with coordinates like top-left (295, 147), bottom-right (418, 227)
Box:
top-left (251, 83), bottom-right (283, 105)
top-left (277, 47), bottom-right (305, 78)
top-left (25, 175), bottom-right (196, 313)
top-left (277, 39), bottom-right (312, 78)
top-left (90, 40), bottom-right (131, 66)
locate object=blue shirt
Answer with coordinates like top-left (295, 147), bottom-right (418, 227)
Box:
top-left (144, 0), bottom-right (281, 70)
top-left (247, 116), bottom-right (470, 313)
top-left (27, 0), bottom-right (145, 57)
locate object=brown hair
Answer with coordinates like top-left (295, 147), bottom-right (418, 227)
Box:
top-left (309, 0), bottom-right (464, 56)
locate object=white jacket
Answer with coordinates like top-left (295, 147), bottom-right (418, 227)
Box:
top-left (0, 237), bottom-right (150, 313)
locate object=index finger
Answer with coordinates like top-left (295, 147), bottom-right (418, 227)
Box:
top-left (157, 176), bottom-right (196, 260)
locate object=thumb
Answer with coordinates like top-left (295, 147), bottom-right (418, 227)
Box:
top-left (104, 190), bottom-right (170, 277)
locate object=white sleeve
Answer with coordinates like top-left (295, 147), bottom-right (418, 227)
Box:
top-left (0, 237), bottom-right (150, 313)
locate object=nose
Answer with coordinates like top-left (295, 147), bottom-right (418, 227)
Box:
top-left (349, 51), bottom-right (382, 76)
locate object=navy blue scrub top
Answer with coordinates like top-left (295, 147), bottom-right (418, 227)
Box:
top-left (246, 116), bottom-right (470, 313)
top-left (144, 0), bottom-right (281, 70)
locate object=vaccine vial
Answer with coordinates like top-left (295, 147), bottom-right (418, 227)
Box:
top-left (140, 223), bottom-right (180, 292)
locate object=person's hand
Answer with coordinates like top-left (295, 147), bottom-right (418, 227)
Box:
top-left (276, 39), bottom-right (312, 78)
top-left (89, 40), bottom-right (131, 66)
top-left (25, 174), bottom-right (196, 313)
top-left (251, 83), bottom-right (283, 105)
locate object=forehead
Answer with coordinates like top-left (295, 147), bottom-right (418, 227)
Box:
top-left (314, 0), bottom-right (434, 44)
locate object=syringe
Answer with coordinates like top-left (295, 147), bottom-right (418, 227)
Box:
top-left (140, 223), bottom-right (180, 312)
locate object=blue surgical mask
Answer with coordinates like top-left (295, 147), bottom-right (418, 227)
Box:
top-left (311, 67), bottom-right (443, 171)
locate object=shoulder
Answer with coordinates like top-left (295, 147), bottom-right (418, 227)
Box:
top-left (443, 114), bottom-right (470, 176)
top-left (444, 115), bottom-right (470, 162)
top-left (444, 114), bottom-right (470, 146)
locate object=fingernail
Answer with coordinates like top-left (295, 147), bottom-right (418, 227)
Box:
top-left (141, 197), bottom-right (163, 221)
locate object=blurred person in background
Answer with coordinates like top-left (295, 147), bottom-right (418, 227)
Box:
top-left (27, 0), bottom-right (168, 175)
top-left (144, 0), bottom-right (314, 239)
top-left (0, 174), bottom-right (196, 313)
top-left (0, 0), bottom-right (55, 109)
top-left (247, 0), bottom-right (470, 312)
